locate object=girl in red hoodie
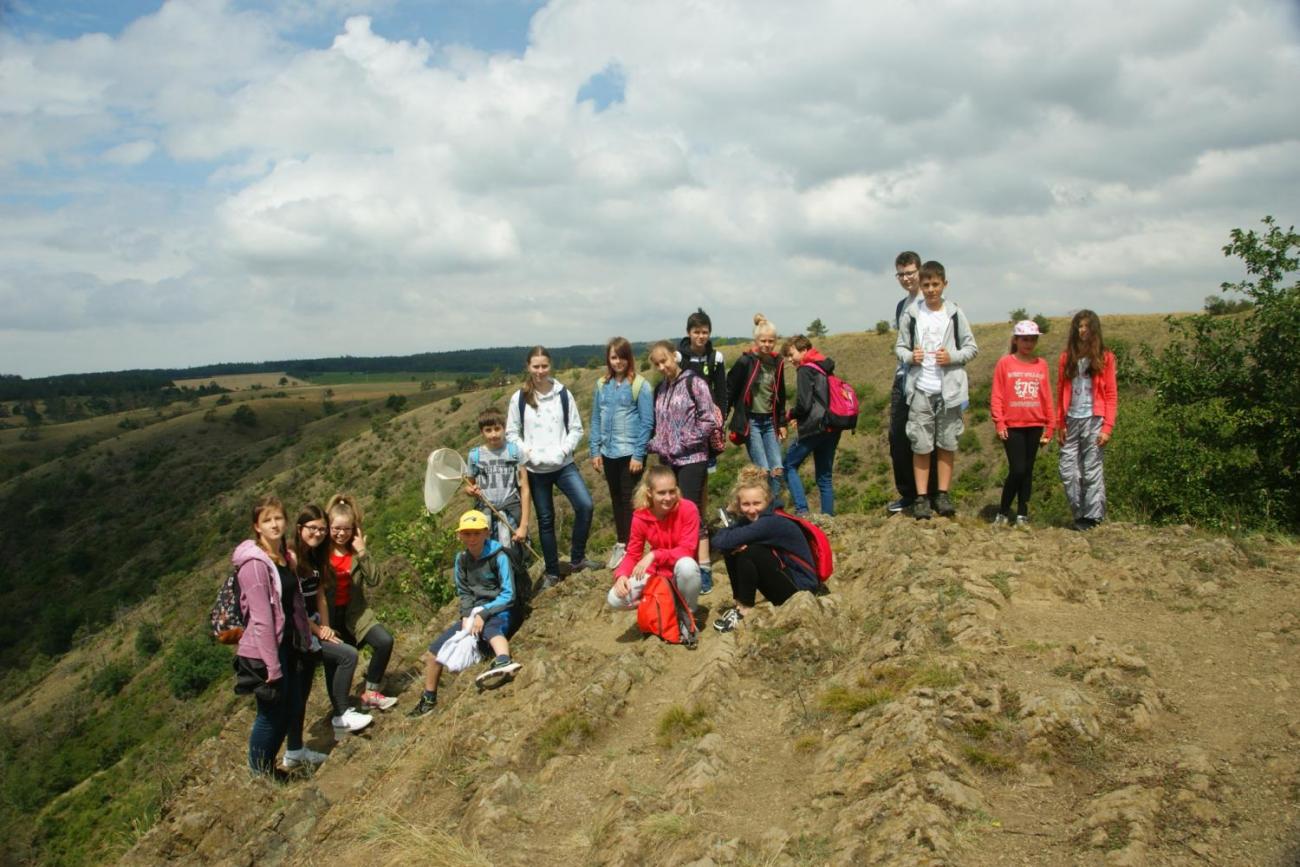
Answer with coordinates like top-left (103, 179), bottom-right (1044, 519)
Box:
top-left (606, 465), bottom-right (702, 615)
top-left (1056, 310), bottom-right (1118, 531)
top-left (990, 321), bottom-right (1055, 527)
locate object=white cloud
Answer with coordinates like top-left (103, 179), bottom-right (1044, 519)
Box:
top-left (1, 0), bottom-right (1298, 375)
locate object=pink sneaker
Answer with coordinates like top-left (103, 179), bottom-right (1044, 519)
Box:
top-left (360, 689), bottom-right (398, 711)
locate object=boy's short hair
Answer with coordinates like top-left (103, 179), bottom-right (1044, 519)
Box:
top-left (477, 408), bottom-right (505, 430)
top-left (919, 260), bottom-right (946, 282)
top-left (895, 251), bottom-right (922, 269)
top-left (686, 308), bottom-right (712, 332)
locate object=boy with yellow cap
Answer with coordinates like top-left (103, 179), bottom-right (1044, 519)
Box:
top-left (409, 510), bottom-right (521, 717)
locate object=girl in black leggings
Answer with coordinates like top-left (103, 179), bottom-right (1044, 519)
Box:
top-left (709, 466), bottom-right (821, 632)
top-left (989, 321), bottom-right (1056, 527)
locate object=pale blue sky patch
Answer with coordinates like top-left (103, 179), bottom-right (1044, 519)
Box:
top-left (577, 62), bottom-right (626, 112)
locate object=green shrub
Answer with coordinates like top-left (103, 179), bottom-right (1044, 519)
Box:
top-left (135, 623), bottom-right (162, 658)
top-left (90, 660), bottom-right (133, 697)
top-left (387, 511), bottom-right (459, 607)
top-left (230, 405), bottom-right (257, 427)
top-left (1136, 217), bottom-right (1299, 529)
top-left (1032, 313), bottom-right (1051, 334)
top-left (1108, 396), bottom-right (1264, 528)
top-left (163, 636), bottom-right (229, 699)
top-left (875, 320), bottom-right (890, 335)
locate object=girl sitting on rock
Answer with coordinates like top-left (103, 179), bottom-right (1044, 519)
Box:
top-left (710, 466), bottom-right (820, 633)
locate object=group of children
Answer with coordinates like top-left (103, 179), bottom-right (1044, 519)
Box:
top-left (232, 282), bottom-right (1119, 773)
top-left (888, 252), bottom-right (1117, 530)
top-left (232, 494), bottom-right (398, 776)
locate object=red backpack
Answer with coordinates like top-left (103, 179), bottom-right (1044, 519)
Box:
top-left (636, 573), bottom-right (699, 647)
top-left (806, 363), bottom-right (860, 432)
top-left (773, 510), bottom-right (833, 581)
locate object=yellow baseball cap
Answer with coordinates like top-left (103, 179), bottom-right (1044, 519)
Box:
top-left (457, 510), bottom-right (490, 532)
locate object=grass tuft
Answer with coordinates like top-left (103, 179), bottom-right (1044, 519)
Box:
top-left (656, 703), bottom-right (713, 748)
top-left (961, 744), bottom-right (1018, 774)
top-left (818, 685), bottom-right (894, 716)
top-left (533, 710), bottom-right (596, 763)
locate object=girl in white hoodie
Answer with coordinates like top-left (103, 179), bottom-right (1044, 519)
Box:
top-left (506, 346), bottom-right (597, 588)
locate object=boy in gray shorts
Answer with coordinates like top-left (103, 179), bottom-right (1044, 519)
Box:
top-left (894, 261), bottom-right (978, 519)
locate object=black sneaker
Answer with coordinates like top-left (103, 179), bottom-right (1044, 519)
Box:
top-left (407, 693), bottom-right (438, 718)
top-left (933, 492), bottom-right (956, 517)
top-left (713, 607), bottom-right (744, 633)
top-left (912, 497), bottom-right (933, 520)
top-left (475, 657), bottom-right (521, 687)
top-left (887, 498), bottom-right (912, 514)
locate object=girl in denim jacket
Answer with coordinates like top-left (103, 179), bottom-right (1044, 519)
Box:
top-left (590, 337), bottom-right (654, 569)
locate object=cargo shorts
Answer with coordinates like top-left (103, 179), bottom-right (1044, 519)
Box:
top-left (906, 390), bottom-right (964, 454)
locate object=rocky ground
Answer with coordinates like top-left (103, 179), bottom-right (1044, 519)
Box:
top-left (125, 515), bottom-right (1300, 866)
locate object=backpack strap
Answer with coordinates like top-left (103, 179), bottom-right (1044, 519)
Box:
top-left (468, 446), bottom-right (480, 470)
top-left (506, 441), bottom-right (520, 462)
top-left (631, 374), bottom-right (645, 403)
top-left (517, 387), bottom-right (571, 437)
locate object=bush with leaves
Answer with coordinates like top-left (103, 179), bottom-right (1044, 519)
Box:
top-left (1009, 307), bottom-right (1028, 323)
top-left (89, 660), bottom-right (133, 697)
top-left (387, 511), bottom-right (459, 607)
top-left (1032, 314), bottom-right (1051, 334)
top-left (807, 318), bottom-right (828, 338)
top-left (1135, 216), bottom-right (1299, 529)
top-left (134, 622), bottom-right (162, 658)
top-left (163, 635), bottom-right (229, 699)
top-left (875, 320), bottom-right (890, 335)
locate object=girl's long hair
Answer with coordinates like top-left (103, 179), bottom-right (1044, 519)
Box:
top-left (1064, 310), bottom-right (1106, 374)
top-left (603, 337), bottom-right (635, 383)
top-left (250, 494), bottom-right (286, 560)
top-left (291, 504), bottom-right (329, 579)
top-left (632, 465), bottom-right (678, 510)
top-left (520, 346), bottom-right (552, 409)
top-left (326, 493), bottom-right (363, 552)
top-left (647, 340), bottom-right (677, 379)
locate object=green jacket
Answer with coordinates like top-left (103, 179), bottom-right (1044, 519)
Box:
top-left (322, 551), bottom-right (383, 643)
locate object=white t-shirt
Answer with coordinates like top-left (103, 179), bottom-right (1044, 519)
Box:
top-left (1068, 358), bottom-right (1094, 418)
top-left (915, 306), bottom-right (947, 395)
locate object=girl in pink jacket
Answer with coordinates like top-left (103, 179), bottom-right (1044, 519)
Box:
top-left (233, 495), bottom-right (312, 777)
top-left (606, 465), bottom-right (702, 615)
top-left (1055, 310), bottom-right (1119, 531)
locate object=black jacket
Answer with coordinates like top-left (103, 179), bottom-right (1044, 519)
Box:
top-left (725, 350), bottom-right (786, 438)
top-left (789, 355), bottom-right (835, 442)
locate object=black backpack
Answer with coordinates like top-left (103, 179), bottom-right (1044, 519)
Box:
top-left (458, 545), bottom-right (532, 638)
top-left (516, 387), bottom-right (571, 438)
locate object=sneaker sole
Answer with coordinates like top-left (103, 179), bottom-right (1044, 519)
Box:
top-left (362, 698), bottom-right (398, 711)
top-left (475, 663), bottom-right (521, 685)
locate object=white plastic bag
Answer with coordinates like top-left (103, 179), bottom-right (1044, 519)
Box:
top-left (435, 606), bottom-right (486, 672)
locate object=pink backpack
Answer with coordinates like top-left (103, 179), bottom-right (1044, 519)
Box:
top-left (807, 363), bottom-right (860, 432)
top-left (773, 509), bottom-right (833, 581)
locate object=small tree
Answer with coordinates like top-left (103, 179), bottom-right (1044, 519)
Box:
top-left (807, 318), bottom-right (829, 338)
top-left (1009, 307), bottom-right (1028, 323)
top-left (385, 393), bottom-right (407, 413)
top-left (875, 320), bottom-right (890, 335)
top-left (1032, 314), bottom-right (1051, 335)
top-left (278, 376), bottom-right (289, 386)
top-left (231, 404), bottom-right (258, 427)
top-left (1135, 216), bottom-right (1299, 528)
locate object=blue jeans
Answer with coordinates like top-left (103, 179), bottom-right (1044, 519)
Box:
top-left (745, 415), bottom-right (785, 498)
top-left (528, 462), bottom-right (594, 575)
top-left (249, 645), bottom-right (303, 773)
top-left (783, 431), bottom-right (841, 515)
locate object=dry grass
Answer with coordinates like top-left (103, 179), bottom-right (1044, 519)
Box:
top-left (354, 809), bottom-right (495, 866)
top-left (173, 372), bottom-right (308, 390)
top-left (656, 703), bottom-right (713, 748)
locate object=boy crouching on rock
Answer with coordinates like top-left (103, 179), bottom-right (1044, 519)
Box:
top-left (409, 510), bottom-right (521, 718)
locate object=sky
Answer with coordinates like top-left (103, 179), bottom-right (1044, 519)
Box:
top-left (1, 0), bottom-right (1298, 377)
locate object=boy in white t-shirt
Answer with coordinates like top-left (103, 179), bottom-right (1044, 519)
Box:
top-left (893, 261), bottom-right (979, 520)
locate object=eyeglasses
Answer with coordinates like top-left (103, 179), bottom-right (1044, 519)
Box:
top-left (896, 270), bottom-right (918, 280)
top-left (300, 524), bottom-right (328, 534)
top-left (330, 526), bottom-right (354, 534)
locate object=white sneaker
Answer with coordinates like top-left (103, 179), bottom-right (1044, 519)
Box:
top-left (331, 708), bottom-right (373, 737)
top-left (606, 543), bottom-right (626, 570)
top-left (283, 746), bottom-right (328, 768)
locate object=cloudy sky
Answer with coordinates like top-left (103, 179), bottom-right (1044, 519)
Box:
top-left (1, 0), bottom-right (1297, 376)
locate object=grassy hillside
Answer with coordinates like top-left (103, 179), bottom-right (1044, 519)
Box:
top-left (0, 313), bottom-right (1266, 866)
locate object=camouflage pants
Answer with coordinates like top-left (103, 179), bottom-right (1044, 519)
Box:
top-left (1059, 416), bottom-right (1106, 522)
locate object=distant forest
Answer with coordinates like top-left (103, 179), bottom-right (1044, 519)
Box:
top-left (2, 341), bottom-right (755, 401)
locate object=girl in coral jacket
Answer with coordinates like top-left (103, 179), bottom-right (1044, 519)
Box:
top-left (1056, 310), bottom-right (1119, 531)
top-left (606, 465), bottom-right (702, 614)
top-left (990, 321), bottom-right (1055, 528)
top-left (233, 495), bottom-right (312, 777)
